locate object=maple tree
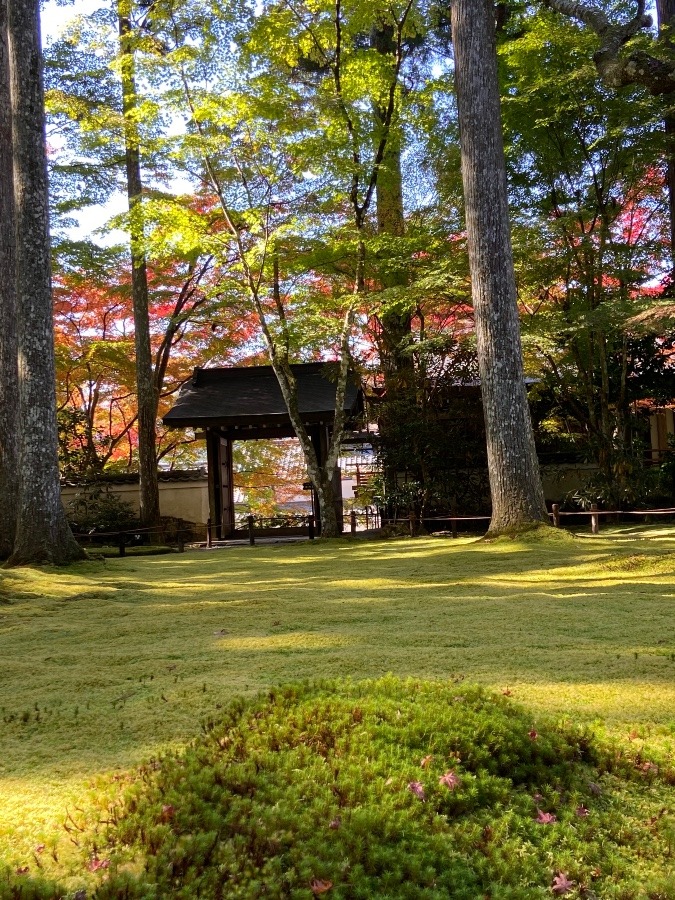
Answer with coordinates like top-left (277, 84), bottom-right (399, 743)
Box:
top-left (53, 242), bottom-right (247, 476)
top-left (501, 8), bottom-right (674, 504)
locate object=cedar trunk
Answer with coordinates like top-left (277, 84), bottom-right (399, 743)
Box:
top-left (0, 0), bottom-right (18, 558)
top-left (657, 0), bottom-right (675, 279)
top-left (450, 0), bottom-right (548, 534)
top-left (6, 0), bottom-right (84, 565)
top-left (118, 1), bottom-right (160, 529)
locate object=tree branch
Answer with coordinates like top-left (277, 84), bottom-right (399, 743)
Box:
top-left (545, 0), bottom-right (675, 94)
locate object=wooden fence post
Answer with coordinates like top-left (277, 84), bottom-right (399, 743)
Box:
top-left (247, 514), bottom-right (255, 546)
top-left (308, 515), bottom-right (315, 540)
top-left (590, 503), bottom-right (600, 534)
top-left (409, 511), bottom-right (415, 536)
top-left (118, 533), bottom-right (126, 557)
top-left (450, 496), bottom-right (458, 538)
top-left (206, 518), bottom-right (212, 548)
top-left (350, 510), bottom-right (357, 535)
top-left (552, 503), bottom-right (560, 528)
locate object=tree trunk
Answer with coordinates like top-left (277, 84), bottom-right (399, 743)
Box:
top-left (0, 0), bottom-right (19, 558)
top-left (372, 25), bottom-right (414, 393)
top-left (118, 0), bottom-right (160, 530)
top-left (6, 0), bottom-right (84, 566)
top-left (657, 0), bottom-right (675, 282)
top-left (450, 0), bottom-right (548, 535)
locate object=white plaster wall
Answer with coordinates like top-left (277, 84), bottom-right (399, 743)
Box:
top-left (61, 481), bottom-right (210, 524)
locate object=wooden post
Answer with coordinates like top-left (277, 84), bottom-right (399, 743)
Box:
top-left (451, 517), bottom-right (458, 539)
top-left (450, 495), bottom-right (458, 538)
top-left (552, 503), bottom-right (560, 528)
top-left (247, 514), bottom-right (255, 546)
top-left (350, 510), bottom-right (357, 535)
top-left (308, 515), bottom-right (315, 540)
top-left (409, 510), bottom-right (415, 536)
top-left (118, 533), bottom-right (126, 557)
top-left (178, 534), bottom-right (185, 553)
top-left (590, 503), bottom-right (600, 534)
top-left (206, 517), bottom-right (212, 548)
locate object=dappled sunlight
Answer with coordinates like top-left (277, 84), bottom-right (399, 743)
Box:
top-left (215, 632), bottom-right (352, 651)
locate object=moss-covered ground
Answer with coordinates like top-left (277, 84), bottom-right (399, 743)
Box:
top-left (1, 529), bottom-right (675, 895)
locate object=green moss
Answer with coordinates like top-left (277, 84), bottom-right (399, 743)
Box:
top-left (2, 530), bottom-right (675, 890)
top-left (3, 678), bottom-right (675, 898)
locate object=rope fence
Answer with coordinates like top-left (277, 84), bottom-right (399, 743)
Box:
top-left (76, 504), bottom-right (675, 555)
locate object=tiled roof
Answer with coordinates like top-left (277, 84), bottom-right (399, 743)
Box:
top-left (61, 469), bottom-right (208, 487)
top-left (163, 363), bottom-right (361, 428)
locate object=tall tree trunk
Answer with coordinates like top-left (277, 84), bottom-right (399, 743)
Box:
top-left (450, 0), bottom-right (548, 535)
top-left (657, 0), bottom-right (675, 282)
top-left (118, 0), bottom-right (160, 529)
top-left (372, 24), bottom-right (414, 392)
top-left (0, 0), bottom-right (19, 558)
top-left (6, 0), bottom-right (84, 566)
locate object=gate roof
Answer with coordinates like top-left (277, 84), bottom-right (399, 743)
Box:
top-left (163, 363), bottom-right (362, 431)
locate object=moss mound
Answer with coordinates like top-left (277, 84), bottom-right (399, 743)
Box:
top-left (484, 524), bottom-right (578, 545)
top-left (3, 678), bottom-right (675, 899)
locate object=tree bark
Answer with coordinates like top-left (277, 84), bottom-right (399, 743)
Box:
top-left (6, 0), bottom-right (85, 566)
top-left (657, 0), bottom-right (675, 279)
top-left (450, 0), bottom-right (548, 534)
top-left (546, 0), bottom-right (675, 95)
top-left (371, 24), bottom-right (414, 392)
top-left (118, 0), bottom-right (160, 530)
top-left (0, 0), bottom-right (19, 558)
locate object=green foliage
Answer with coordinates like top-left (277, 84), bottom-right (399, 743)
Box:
top-left (5, 677), bottom-right (675, 898)
top-left (66, 485), bottom-right (139, 534)
top-left (376, 338), bottom-right (489, 518)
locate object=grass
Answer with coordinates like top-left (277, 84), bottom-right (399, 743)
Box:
top-left (1, 528), bottom-right (675, 892)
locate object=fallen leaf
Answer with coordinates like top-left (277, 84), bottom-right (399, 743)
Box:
top-left (439, 770), bottom-right (461, 790)
top-left (384, 777), bottom-right (393, 786)
top-left (420, 754), bottom-right (434, 768)
top-left (502, 687), bottom-right (513, 697)
top-left (15, 866), bottom-right (29, 876)
top-left (552, 871), bottom-right (575, 895)
top-left (576, 805), bottom-right (590, 818)
top-left (536, 809), bottom-right (557, 824)
top-left (35, 844), bottom-right (45, 853)
top-left (408, 781), bottom-right (425, 801)
top-left (161, 804), bottom-right (175, 822)
top-left (640, 761), bottom-right (659, 775)
top-left (533, 793), bottom-right (544, 803)
top-left (629, 729), bottom-right (639, 741)
top-left (310, 878), bottom-right (333, 894)
top-left (88, 857), bottom-right (110, 872)
top-left (329, 817), bottom-right (341, 830)
top-left (528, 729), bottom-right (538, 741)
